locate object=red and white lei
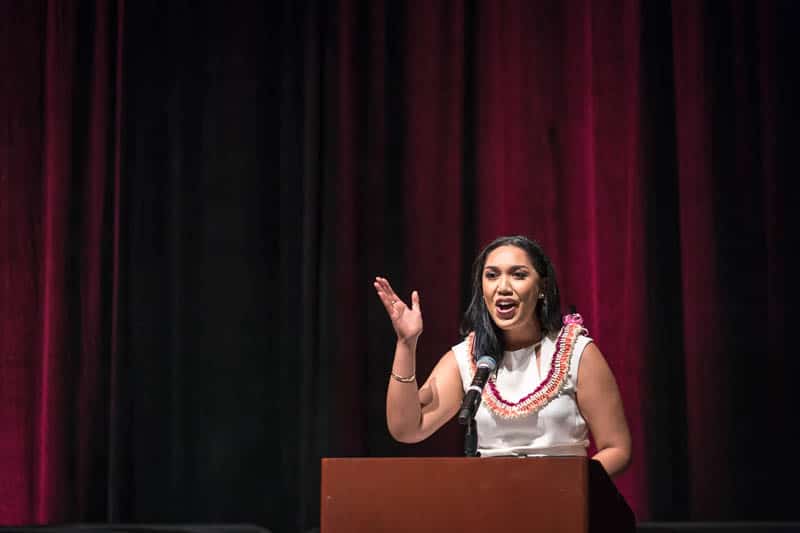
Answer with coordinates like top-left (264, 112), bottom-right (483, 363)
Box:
top-left (467, 313), bottom-right (587, 420)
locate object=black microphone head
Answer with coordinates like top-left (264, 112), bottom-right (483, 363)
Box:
top-left (459, 355), bottom-right (495, 426)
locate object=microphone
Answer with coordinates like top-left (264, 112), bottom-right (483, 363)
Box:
top-left (457, 355), bottom-right (497, 425)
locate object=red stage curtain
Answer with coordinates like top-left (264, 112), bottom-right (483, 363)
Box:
top-left (671, 0), bottom-right (788, 518)
top-left (0, 0), bottom-right (793, 527)
top-left (0, 0), bottom-right (123, 524)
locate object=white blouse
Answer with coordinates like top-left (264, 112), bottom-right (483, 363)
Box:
top-left (452, 331), bottom-right (591, 457)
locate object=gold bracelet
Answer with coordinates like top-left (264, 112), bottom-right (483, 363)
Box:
top-left (391, 371), bottom-right (416, 383)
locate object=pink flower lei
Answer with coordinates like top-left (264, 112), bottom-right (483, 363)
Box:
top-left (467, 313), bottom-right (588, 420)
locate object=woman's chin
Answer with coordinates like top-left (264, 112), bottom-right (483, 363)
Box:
top-left (492, 315), bottom-right (518, 330)
top-left (491, 313), bottom-right (536, 334)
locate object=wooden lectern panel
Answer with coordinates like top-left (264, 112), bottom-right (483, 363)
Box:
top-left (321, 456), bottom-right (588, 533)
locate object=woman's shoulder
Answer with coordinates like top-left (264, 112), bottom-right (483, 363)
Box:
top-left (450, 331), bottom-right (475, 356)
top-left (449, 333), bottom-right (474, 378)
top-left (551, 314), bottom-right (594, 376)
top-left (450, 334), bottom-right (471, 360)
top-left (556, 314), bottom-right (593, 345)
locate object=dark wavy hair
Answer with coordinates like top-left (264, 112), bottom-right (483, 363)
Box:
top-left (459, 235), bottom-right (562, 360)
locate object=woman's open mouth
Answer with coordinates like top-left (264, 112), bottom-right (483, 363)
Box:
top-left (495, 300), bottom-right (517, 320)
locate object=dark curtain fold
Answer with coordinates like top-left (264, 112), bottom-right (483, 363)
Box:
top-left (0, 0), bottom-right (122, 524)
top-left (1, 0), bottom-right (798, 531)
top-left (670, 0), bottom-right (796, 518)
top-left (117, 0), bottom-right (285, 524)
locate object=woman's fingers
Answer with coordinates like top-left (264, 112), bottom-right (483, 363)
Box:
top-left (373, 283), bottom-right (395, 314)
top-left (374, 277), bottom-right (423, 340)
top-left (374, 277), bottom-right (404, 316)
top-left (377, 278), bottom-right (400, 303)
top-left (374, 278), bottom-right (393, 304)
top-left (376, 277), bottom-right (399, 302)
top-left (374, 279), bottom-right (420, 316)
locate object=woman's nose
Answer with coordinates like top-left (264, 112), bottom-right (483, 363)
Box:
top-left (498, 276), bottom-right (512, 292)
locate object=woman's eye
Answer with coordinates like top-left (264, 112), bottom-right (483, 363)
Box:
top-left (513, 272), bottom-right (528, 279)
top-left (484, 272), bottom-right (497, 280)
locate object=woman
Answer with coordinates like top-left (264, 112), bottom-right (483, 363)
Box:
top-left (373, 235), bottom-right (631, 478)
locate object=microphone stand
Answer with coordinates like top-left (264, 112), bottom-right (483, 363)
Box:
top-left (464, 416), bottom-right (480, 457)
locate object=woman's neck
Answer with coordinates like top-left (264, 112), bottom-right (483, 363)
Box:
top-left (502, 322), bottom-right (543, 351)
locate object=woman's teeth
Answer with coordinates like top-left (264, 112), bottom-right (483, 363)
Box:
top-left (496, 302), bottom-right (516, 317)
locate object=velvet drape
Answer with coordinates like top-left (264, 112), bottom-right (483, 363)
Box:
top-left (1, 1), bottom-right (796, 531)
top-left (1, 0), bottom-right (123, 524)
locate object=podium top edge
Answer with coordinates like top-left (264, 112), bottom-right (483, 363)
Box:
top-left (320, 456), bottom-right (588, 462)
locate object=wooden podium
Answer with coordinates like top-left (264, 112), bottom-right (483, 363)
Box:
top-left (320, 456), bottom-right (591, 533)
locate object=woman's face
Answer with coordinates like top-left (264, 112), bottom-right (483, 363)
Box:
top-left (482, 245), bottom-right (542, 333)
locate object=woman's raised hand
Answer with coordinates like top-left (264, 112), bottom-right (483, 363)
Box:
top-left (373, 277), bottom-right (423, 342)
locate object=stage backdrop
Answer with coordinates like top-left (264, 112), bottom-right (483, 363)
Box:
top-left (1, 1), bottom-right (797, 532)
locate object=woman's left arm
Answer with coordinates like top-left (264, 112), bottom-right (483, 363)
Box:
top-left (575, 343), bottom-right (632, 478)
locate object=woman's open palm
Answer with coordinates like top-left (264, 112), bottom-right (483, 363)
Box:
top-left (373, 277), bottom-right (423, 342)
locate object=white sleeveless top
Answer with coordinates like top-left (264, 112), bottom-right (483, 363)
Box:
top-left (452, 331), bottom-right (591, 457)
